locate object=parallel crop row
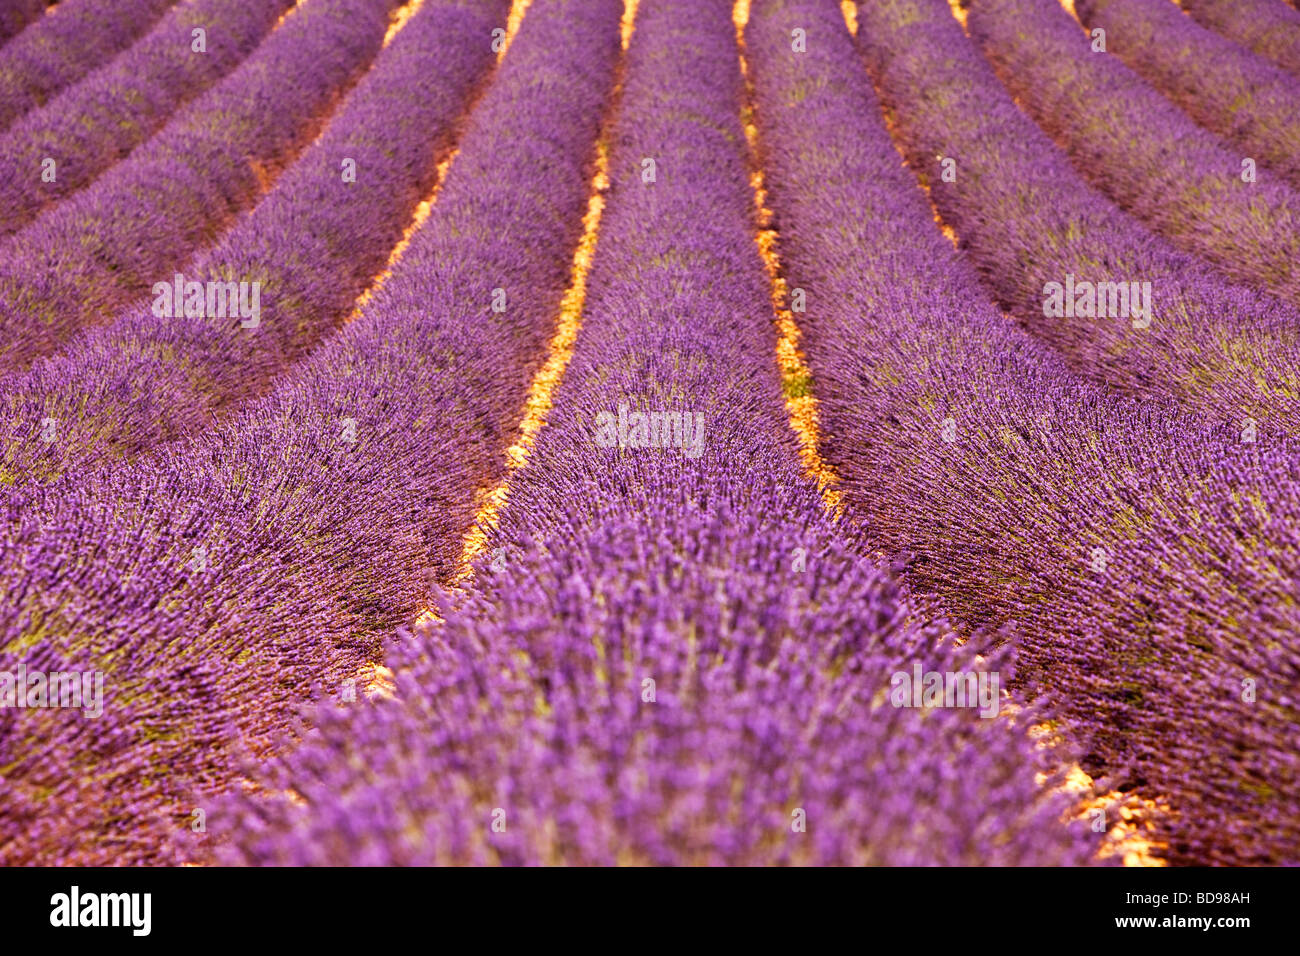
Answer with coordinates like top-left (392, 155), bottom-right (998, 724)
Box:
top-left (1075, 0), bottom-right (1300, 190)
top-left (963, 0), bottom-right (1300, 312)
top-left (855, 0), bottom-right (1300, 433)
top-left (0, 0), bottom-right (403, 375)
top-left (0, 0), bottom-right (622, 865)
top-left (0, 0), bottom-right (293, 238)
top-left (0, 0), bottom-right (507, 489)
top-left (211, 0), bottom-right (1097, 867)
top-left (0, 0), bottom-right (176, 130)
top-left (762, 0), bottom-right (1297, 864)
top-left (1180, 0), bottom-right (1300, 79)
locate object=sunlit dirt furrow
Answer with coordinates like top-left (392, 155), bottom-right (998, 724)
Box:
top-left (1034, 743), bottom-right (1171, 866)
top-left (282, 0), bottom-right (424, 174)
top-left (840, 1), bottom-right (857, 35)
top-left (738, 0), bottom-right (928, 625)
top-left (502, 0), bottom-right (532, 43)
top-left (947, 0), bottom-right (969, 30)
top-left (344, 152), bottom-right (455, 324)
top-left (249, 0), bottom-right (416, 196)
top-left (381, 0), bottom-right (423, 46)
top-left (332, 0), bottom-right (540, 759)
top-left (222, 0), bottom-right (314, 194)
top-left (275, 0), bottom-right (311, 30)
top-left (1058, 0), bottom-right (1107, 40)
top-left (438, 0), bottom-right (639, 596)
top-left (841, 0), bottom-right (1167, 869)
top-left (449, 141), bottom-right (610, 581)
top-left (344, 0), bottom-right (534, 325)
top-left (732, 0), bottom-right (843, 517)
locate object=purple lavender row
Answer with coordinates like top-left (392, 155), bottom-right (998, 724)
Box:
top-left (770, 0), bottom-right (1300, 864)
top-left (0, 0), bottom-right (621, 867)
top-left (852, 0), bottom-right (1300, 434)
top-left (1180, 0), bottom-right (1300, 79)
top-left (0, 0), bottom-right (403, 375)
top-left (212, 0), bottom-right (1099, 867)
top-left (0, 0), bottom-right (293, 239)
top-left (963, 0), bottom-right (1300, 312)
top-left (1075, 0), bottom-right (1300, 190)
top-left (0, 0), bottom-right (177, 131)
top-left (0, 0), bottom-right (506, 489)
top-left (0, 1), bottom-right (51, 45)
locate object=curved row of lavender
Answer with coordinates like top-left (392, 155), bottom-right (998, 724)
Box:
top-left (1074, 0), bottom-right (1300, 190)
top-left (0, 0), bottom-right (621, 868)
top-left (760, 1), bottom-right (1298, 864)
top-left (0, 0), bottom-right (506, 490)
top-left (0, 1), bottom-right (51, 46)
top-left (0, 0), bottom-right (176, 130)
top-left (961, 0), bottom-right (1300, 313)
top-left (0, 0), bottom-right (403, 376)
top-left (1179, 0), bottom-right (1300, 78)
top-left (212, 0), bottom-right (1099, 867)
top-left (0, 0), bottom-right (293, 239)
top-left (853, 0), bottom-right (1300, 436)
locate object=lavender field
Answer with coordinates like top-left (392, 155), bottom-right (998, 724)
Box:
top-left (0, 0), bottom-right (1295, 868)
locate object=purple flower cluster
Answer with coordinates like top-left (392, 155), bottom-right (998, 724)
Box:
top-left (854, 0), bottom-right (1300, 434)
top-left (0, 0), bottom-right (622, 867)
top-left (963, 0), bottom-right (1300, 312)
top-left (0, 0), bottom-right (176, 130)
top-left (0, 0), bottom-right (506, 488)
top-left (0, 0), bottom-right (294, 238)
top-left (748, 0), bottom-right (1298, 864)
top-left (0, 0), bottom-right (403, 375)
top-left (1075, 0), bottom-right (1300, 189)
top-left (209, 0), bottom-right (1101, 868)
top-left (216, 545), bottom-right (1093, 865)
top-left (1179, 0), bottom-right (1300, 79)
